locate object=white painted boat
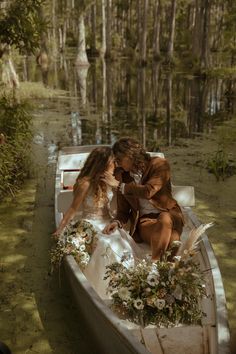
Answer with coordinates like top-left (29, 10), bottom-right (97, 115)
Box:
top-left (55, 145), bottom-right (230, 354)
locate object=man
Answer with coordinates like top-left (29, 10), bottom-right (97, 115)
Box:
top-left (103, 137), bottom-right (184, 260)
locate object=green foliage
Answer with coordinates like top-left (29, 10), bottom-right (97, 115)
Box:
top-left (0, 96), bottom-right (33, 199)
top-left (0, 0), bottom-right (47, 55)
top-left (206, 148), bottom-right (236, 181)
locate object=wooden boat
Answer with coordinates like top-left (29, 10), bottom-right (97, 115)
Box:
top-left (55, 145), bottom-right (230, 354)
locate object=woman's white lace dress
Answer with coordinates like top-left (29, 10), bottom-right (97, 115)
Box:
top-left (80, 188), bottom-right (143, 299)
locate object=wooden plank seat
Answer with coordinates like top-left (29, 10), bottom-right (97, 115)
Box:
top-left (156, 325), bottom-right (207, 354)
top-left (141, 328), bottom-right (164, 354)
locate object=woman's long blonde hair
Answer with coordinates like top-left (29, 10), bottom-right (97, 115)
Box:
top-left (73, 146), bottom-right (113, 203)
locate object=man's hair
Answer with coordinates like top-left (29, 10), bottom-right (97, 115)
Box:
top-left (113, 137), bottom-right (150, 172)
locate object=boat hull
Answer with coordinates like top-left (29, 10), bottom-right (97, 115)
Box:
top-left (55, 145), bottom-right (231, 354)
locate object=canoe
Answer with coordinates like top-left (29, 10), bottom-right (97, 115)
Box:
top-left (54, 145), bottom-right (230, 354)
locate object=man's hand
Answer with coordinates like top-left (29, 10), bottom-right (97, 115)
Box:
top-left (102, 221), bottom-right (119, 234)
top-left (101, 172), bottom-right (120, 188)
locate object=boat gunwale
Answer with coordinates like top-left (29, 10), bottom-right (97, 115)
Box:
top-left (185, 208), bottom-right (230, 354)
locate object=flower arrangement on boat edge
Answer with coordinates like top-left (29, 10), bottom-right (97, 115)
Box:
top-left (104, 241), bottom-right (208, 328)
top-left (51, 219), bottom-right (98, 272)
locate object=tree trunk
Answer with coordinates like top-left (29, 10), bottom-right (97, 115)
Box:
top-left (137, 0), bottom-right (142, 54)
top-left (105, 0), bottom-right (112, 58)
top-left (76, 65), bottom-right (89, 106)
top-left (167, 0), bottom-right (177, 60)
top-left (153, 0), bottom-right (161, 60)
top-left (166, 72), bottom-right (172, 145)
top-left (59, 21), bottom-right (67, 53)
top-left (100, 0), bottom-right (106, 56)
top-left (137, 67), bottom-right (146, 147)
top-left (51, 0), bottom-right (57, 57)
top-left (152, 62), bottom-right (161, 117)
top-left (76, 14), bottom-right (89, 66)
top-left (106, 60), bottom-right (112, 142)
top-left (192, 0), bottom-right (201, 58)
top-left (140, 0), bottom-right (149, 65)
top-left (91, 2), bottom-right (97, 54)
top-left (102, 58), bottom-right (107, 124)
top-left (200, 0), bottom-right (211, 69)
top-left (71, 112), bottom-right (82, 146)
top-left (2, 57), bottom-right (19, 90)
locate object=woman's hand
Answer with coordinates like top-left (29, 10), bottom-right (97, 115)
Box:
top-left (102, 221), bottom-right (119, 234)
top-left (52, 229), bottom-right (61, 240)
top-left (101, 172), bottom-right (120, 188)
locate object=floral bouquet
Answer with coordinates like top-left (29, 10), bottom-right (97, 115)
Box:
top-left (105, 241), bottom-right (207, 328)
top-left (51, 220), bottom-right (98, 271)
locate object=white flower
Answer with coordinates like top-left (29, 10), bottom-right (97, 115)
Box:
top-left (80, 252), bottom-right (89, 261)
top-left (173, 255), bottom-right (181, 262)
top-left (171, 240), bottom-right (182, 248)
top-left (85, 228), bottom-right (92, 237)
top-left (145, 287), bottom-right (152, 294)
top-left (71, 238), bottom-right (81, 248)
top-left (155, 299), bottom-right (165, 310)
top-left (118, 287), bottom-right (131, 301)
top-left (80, 260), bottom-right (89, 267)
top-left (150, 263), bottom-right (159, 275)
top-left (147, 274), bottom-right (159, 287)
top-left (116, 273), bottom-right (123, 280)
top-left (79, 244), bottom-right (86, 252)
top-left (133, 298), bottom-right (144, 310)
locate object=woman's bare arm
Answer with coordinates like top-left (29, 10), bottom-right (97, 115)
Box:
top-left (53, 179), bottom-right (90, 236)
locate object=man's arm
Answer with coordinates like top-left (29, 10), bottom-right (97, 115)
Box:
top-left (115, 189), bottom-right (131, 225)
top-left (122, 158), bottom-right (170, 200)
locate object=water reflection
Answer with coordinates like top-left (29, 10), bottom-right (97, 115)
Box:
top-left (18, 54), bottom-right (235, 148)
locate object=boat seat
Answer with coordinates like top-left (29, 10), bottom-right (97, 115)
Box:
top-left (57, 189), bottom-right (74, 213)
top-left (58, 152), bottom-right (90, 171)
top-left (57, 184), bottom-right (195, 213)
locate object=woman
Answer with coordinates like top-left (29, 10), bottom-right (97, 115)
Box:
top-left (53, 146), bottom-right (139, 299)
